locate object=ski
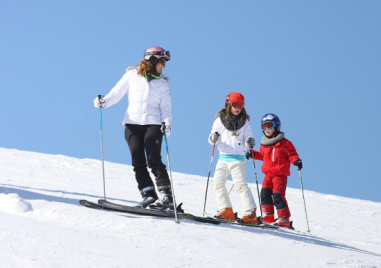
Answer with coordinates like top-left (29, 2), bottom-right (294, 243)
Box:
top-left (234, 221), bottom-right (279, 229)
top-left (80, 199), bottom-right (279, 229)
top-left (97, 199), bottom-right (221, 225)
top-left (272, 222), bottom-right (295, 230)
top-left (209, 217), bottom-right (279, 229)
top-left (80, 199), bottom-right (178, 218)
top-left (80, 199), bottom-right (113, 211)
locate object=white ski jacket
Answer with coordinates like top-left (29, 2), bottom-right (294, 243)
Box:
top-left (208, 116), bottom-right (253, 156)
top-left (103, 69), bottom-right (172, 126)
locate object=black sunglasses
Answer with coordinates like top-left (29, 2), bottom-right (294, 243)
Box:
top-left (159, 59), bottom-right (166, 66)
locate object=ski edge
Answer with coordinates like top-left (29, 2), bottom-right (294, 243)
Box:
top-left (208, 217), bottom-right (279, 229)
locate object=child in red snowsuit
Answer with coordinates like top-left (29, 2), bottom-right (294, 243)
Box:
top-left (246, 113), bottom-right (302, 228)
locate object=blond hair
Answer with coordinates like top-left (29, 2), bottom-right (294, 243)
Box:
top-left (126, 60), bottom-right (170, 83)
top-left (136, 60), bottom-right (153, 76)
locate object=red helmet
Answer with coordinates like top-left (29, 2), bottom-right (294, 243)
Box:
top-left (225, 92), bottom-right (245, 108)
top-left (144, 46), bottom-right (171, 61)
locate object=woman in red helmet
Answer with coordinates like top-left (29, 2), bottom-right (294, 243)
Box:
top-left (208, 92), bottom-right (258, 224)
top-left (94, 46), bottom-right (174, 209)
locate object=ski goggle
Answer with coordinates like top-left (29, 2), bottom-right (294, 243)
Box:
top-left (261, 121), bottom-right (277, 130)
top-left (144, 50), bottom-right (171, 60)
top-left (159, 59), bottom-right (166, 65)
top-left (231, 102), bottom-right (244, 109)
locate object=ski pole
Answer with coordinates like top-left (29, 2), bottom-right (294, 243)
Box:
top-left (162, 125), bottom-right (179, 224)
top-left (251, 149), bottom-right (262, 218)
top-left (299, 170), bottom-right (311, 233)
top-left (228, 184), bottom-right (234, 195)
top-left (98, 95), bottom-right (107, 200)
top-left (202, 134), bottom-right (217, 217)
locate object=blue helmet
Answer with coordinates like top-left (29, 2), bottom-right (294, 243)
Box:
top-left (260, 113), bottom-right (281, 132)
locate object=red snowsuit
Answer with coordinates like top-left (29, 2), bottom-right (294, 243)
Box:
top-left (254, 136), bottom-right (299, 218)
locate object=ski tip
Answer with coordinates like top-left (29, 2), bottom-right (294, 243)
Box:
top-left (79, 199), bottom-right (88, 204)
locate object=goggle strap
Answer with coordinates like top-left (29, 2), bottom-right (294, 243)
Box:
top-left (261, 121), bottom-right (277, 125)
top-left (145, 51), bottom-right (170, 57)
top-left (145, 51), bottom-right (164, 56)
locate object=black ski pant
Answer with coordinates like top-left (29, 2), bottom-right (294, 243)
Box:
top-left (124, 124), bottom-right (170, 190)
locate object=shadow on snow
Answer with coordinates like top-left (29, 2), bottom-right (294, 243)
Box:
top-left (0, 183), bottom-right (137, 206)
top-left (1, 184), bottom-right (380, 258)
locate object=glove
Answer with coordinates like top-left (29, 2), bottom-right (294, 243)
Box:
top-left (161, 123), bottom-right (171, 138)
top-left (209, 132), bottom-right (220, 143)
top-left (246, 150), bottom-right (255, 160)
top-left (94, 96), bottom-right (106, 108)
top-left (245, 137), bottom-right (255, 148)
top-left (294, 159), bottom-right (303, 170)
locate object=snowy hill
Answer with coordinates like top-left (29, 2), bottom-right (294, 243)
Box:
top-left (1, 148), bottom-right (381, 267)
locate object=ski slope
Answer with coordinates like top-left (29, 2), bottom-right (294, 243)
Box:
top-left (1, 148), bottom-right (380, 267)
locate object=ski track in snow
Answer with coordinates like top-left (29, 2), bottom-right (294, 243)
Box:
top-left (1, 148), bottom-right (381, 268)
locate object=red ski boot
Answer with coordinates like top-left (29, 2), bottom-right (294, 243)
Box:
top-left (275, 217), bottom-right (293, 229)
top-left (260, 213), bottom-right (275, 224)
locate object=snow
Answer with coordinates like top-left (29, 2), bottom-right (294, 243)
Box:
top-left (1, 148), bottom-right (380, 268)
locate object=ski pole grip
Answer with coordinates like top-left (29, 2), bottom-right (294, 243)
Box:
top-left (161, 122), bottom-right (166, 135)
top-left (98, 95), bottom-right (102, 100)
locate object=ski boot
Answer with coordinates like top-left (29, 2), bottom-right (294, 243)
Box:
top-left (259, 212), bottom-right (275, 224)
top-left (214, 207), bottom-right (236, 221)
top-left (275, 217), bottom-right (294, 229)
top-left (240, 210), bottom-right (258, 224)
top-left (136, 186), bottom-right (158, 208)
top-left (149, 185), bottom-right (174, 210)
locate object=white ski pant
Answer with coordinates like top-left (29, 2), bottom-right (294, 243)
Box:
top-left (213, 160), bottom-right (257, 213)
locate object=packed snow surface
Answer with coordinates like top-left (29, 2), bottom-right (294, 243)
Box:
top-left (1, 148), bottom-right (380, 267)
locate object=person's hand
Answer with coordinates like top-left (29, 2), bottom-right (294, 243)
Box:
top-left (161, 123), bottom-right (171, 138)
top-left (294, 159), bottom-right (303, 170)
top-left (246, 150), bottom-right (255, 160)
top-left (245, 137), bottom-right (255, 148)
top-left (209, 132), bottom-right (220, 143)
top-left (94, 96), bottom-right (106, 108)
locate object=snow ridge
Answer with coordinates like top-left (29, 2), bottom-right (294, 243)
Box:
top-left (1, 148), bottom-right (381, 267)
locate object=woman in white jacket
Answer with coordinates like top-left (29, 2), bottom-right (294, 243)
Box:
top-left (208, 92), bottom-right (258, 224)
top-left (94, 46), bottom-right (173, 209)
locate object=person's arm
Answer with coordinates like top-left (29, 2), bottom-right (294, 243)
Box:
top-left (102, 70), bottom-right (132, 108)
top-left (286, 140), bottom-right (300, 164)
top-left (253, 145), bottom-right (264, 161)
top-left (208, 118), bottom-right (221, 145)
top-left (286, 140), bottom-right (302, 169)
top-left (159, 83), bottom-right (172, 128)
top-left (243, 121), bottom-right (255, 149)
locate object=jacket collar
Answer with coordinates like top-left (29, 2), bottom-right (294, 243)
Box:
top-left (261, 132), bottom-right (285, 146)
top-left (145, 70), bottom-right (161, 82)
top-left (219, 110), bottom-right (247, 131)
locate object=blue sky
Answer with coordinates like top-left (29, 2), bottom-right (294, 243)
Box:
top-left (1, 1), bottom-right (380, 203)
